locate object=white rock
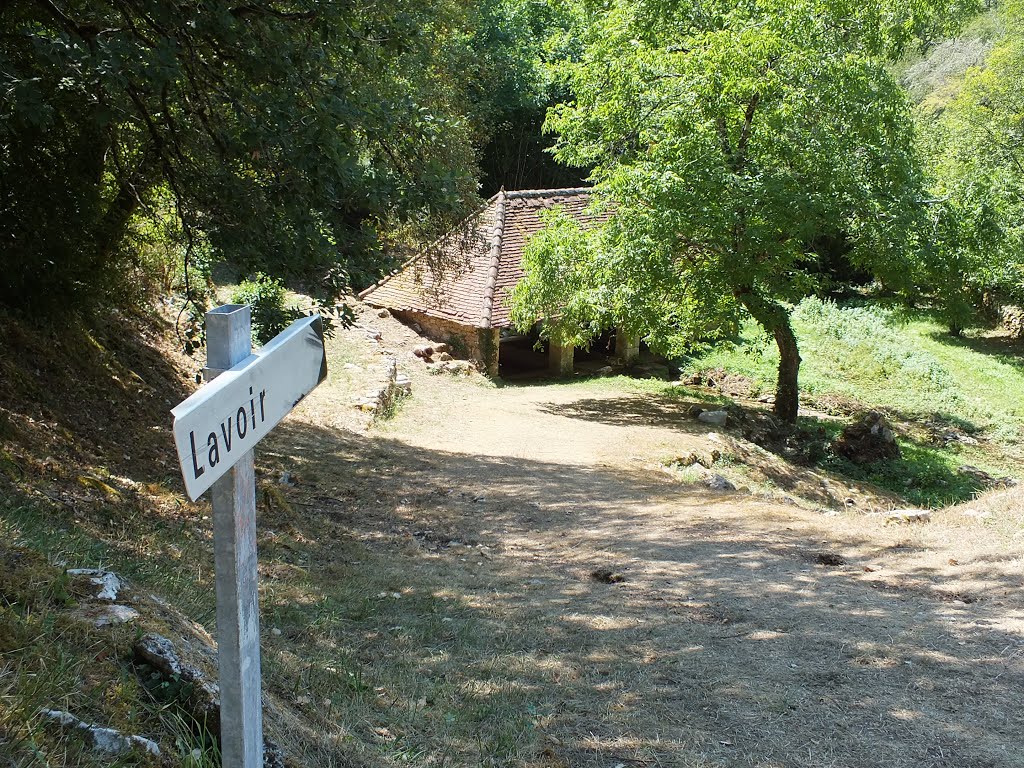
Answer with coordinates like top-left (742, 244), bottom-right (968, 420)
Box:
top-left (66, 569), bottom-right (122, 601)
top-left (961, 508), bottom-right (994, 520)
top-left (90, 605), bottom-right (140, 627)
top-left (697, 410), bottom-right (729, 426)
top-left (703, 474), bottom-right (736, 491)
top-left (885, 509), bottom-right (932, 525)
top-left (39, 709), bottom-right (160, 756)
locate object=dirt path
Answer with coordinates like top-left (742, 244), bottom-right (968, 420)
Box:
top-left (273, 307), bottom-right (1024, 768)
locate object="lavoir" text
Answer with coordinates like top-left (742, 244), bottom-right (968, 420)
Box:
top-left (187, 386), bottom-right (267, 480)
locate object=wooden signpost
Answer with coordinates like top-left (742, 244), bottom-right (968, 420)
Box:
top-left (171, 305), bottom-right (327, 768)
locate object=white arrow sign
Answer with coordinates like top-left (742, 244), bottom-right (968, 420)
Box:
top-left (172, 314), bottom-right (327, 500)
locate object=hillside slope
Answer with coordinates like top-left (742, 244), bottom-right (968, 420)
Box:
top-left (2, 304), bottom-right (1023, 768)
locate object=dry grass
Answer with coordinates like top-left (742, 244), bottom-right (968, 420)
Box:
top-left (2, 303), bottom-right (1023, 767)
top-left (247, 305), bottom-right (1024, 766)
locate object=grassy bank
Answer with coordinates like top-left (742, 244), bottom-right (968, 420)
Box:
top-left (677, 297), bottom-right (1024, 506)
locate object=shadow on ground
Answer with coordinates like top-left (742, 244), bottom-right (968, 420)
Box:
top-left (250, 419), bottom-right (1024, 767)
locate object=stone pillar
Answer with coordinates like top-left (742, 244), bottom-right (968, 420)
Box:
top-left (615, 328), bottom-right (640, 365)
top-left (477, 327), bottom-right (500, 377)
top-left (549, 340), bottom-right (574, 377)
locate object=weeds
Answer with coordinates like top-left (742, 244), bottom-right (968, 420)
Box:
top-left (680, 297), bottom-right (1024, 504)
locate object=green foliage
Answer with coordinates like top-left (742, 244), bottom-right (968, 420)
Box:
top-left (687, 297), bottom-right (1024, 434)
top-left (514, 0), bottom-right (977, 419)
top-left (825, 440), bottom-right (987, 508)
top-left (471, 0), bottom-right (593, 192)
top-left (791, 298), bottom-right (955, 393)
top-left (230, 274), bottom-right (303, 346)
top-left (916, 0), bottom-right (1024, 329)
top-left (0, 0), bottom-right (489, 317)
top-left (681, 297), bottom-right (1024, 505)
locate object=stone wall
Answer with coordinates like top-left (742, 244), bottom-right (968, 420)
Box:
top-left (394, 312), bottom-right (499, 375)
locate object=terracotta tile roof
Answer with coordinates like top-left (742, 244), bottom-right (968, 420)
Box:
top-left (359, 188), bottom-right (608, 329)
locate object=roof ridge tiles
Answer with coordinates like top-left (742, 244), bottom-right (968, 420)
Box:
top-left (504, 187), bottom-right (593, 200)
top-left (479, 189), bottom-right (508, 329)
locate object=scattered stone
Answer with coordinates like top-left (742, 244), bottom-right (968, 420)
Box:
top-left (961, 508), bottom-right (994, 520)
top-left (429, 360), bottom-right (474, 376)
top-left (66, 568), bottom-right (123, 601)
top-left (1001, 304), bottom-right (1024, 338)
top-left (377, 308), bottom-right (390, 318)
top-left (351, 360), bottom-right (411, 417)
top-left (133, 633), bottom-right (286, 768)
top-left (686, 405), bottom-right (705, 418)
top-left (697, 410), bottom-right (729, 427)
top-left (757, 394), bottom-right (775, 404)
top-left (78, 604), bottom-right (140, 627)
top-left (437, 352), bottom-right (453, 362)
top-left (815, 552), bottom-right (847, 566)
top-left (264, 741), bottom-right (287, 768)
top-left (433, 343), bottom-right (450, 355)
top-left (958, 464), bottom-right (1017, 489)
top-left (682, 368), bottom-right (756, 396)
top-left (596, 365), bottom-right (615, 376)
top-left (590, 568), bottom-right (625, 584)
top-left (702, 474), bottom-right (736, 492)
top-left (935, 429), bottom-right (978, 446)
top-left (413, 345), bottom-right (434, 359)
top-left (40, 709), bottom-right (160, 757)
top-left (834, 411), bottom-right (900, 465)
top-left (885, 509), bottom-right (932, 525)
top-left (673, 450), bottom-right (721, 469)
top-left (134, 633), bottom-right (221, 733)
top-left (278, 471), bottom-right (296, 487)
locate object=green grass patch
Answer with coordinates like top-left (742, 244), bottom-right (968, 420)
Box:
top-left (680, 297), bottom-right (1024, 504)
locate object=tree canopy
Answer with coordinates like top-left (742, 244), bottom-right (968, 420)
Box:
top-left (512, 0), bottom-right (980, 422)
top-left (917, 0), bottom-right (1024, 331)
top-left (1, 0), bottom-right (492, 316)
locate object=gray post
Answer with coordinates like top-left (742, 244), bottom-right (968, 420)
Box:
top-left (206, 305), bottom-right (263, 768)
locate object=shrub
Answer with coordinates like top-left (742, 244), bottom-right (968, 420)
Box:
top-left (230, 274), bottom-right (303, 346)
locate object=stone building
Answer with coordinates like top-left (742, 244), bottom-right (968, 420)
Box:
top-left (360, 188), bottom-right (636, 376)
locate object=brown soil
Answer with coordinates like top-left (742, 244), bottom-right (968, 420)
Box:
top-left (2, 303), bottom-right (1022, 767)
top-left (263, 304), bottom-right (1024, 767)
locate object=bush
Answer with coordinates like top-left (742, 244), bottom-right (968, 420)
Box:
top-left (230, 274), bottom-right (303, 346)
top-left (791, 298), bottom-right (955, 394)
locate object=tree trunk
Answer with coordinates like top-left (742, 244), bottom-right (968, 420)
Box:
top-left (737, 291), bottom-right (802, 423)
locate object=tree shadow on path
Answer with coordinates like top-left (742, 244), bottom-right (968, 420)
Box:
top-left (264, 420), bottom-right (1024, 768)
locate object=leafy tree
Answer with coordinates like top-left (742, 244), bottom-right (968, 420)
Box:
top-left (472, 0), bottom-right (595, 193)
top-left (918, 0), bottom-right (1024, 331)
top-left (512, 0), bottom-right (977, 422)
top-left (0, 0), bottom-right (483, 317)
